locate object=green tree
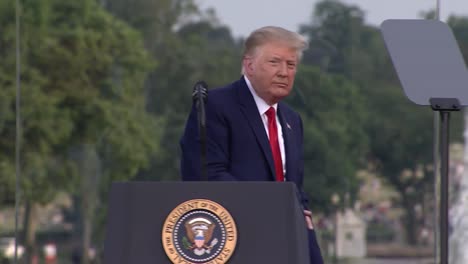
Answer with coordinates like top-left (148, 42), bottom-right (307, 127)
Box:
top-left (448, 15), bottom-right (468, 61)
top-left (365, 82), bottom-right (434, 244)
top-left (299, 0), bottom-right (465, 244)
top-left (0, 0), bottom-right (17, 206)
top-left (1, 0), bottom-right (159, 262)
top-left (139, 19), bottom-right (242, 181)
top-left (289, 65), bottom-right (368, 213)
top-left (105, 0), bottom-right (242, 180)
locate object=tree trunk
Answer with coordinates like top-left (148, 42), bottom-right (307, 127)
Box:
top-left (71, 144), bottom-right (100, 264)
top-left (81, 190), bottom-right (94, 264)
top-left (82, 207), bottom-right (93, 264)
top-left (22, 201), bottom-right (38, 264)
top-left (402, 198), bottom-right (418, 245)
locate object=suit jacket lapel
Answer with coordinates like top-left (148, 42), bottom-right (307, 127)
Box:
top-left (278, 103), bottom-right (294, 182)
top-left (236, 77), bottom-right (276, 180)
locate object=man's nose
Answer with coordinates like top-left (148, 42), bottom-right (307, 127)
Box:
top-left (277, 62), bottom-right (287, 76)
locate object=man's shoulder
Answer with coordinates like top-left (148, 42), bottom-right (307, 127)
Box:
top-left (208, 77), bottom-right (243, 97)
top-left (206, 77), bottom-right (246, 107)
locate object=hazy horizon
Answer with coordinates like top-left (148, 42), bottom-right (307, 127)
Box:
top-left (197, 0), bottom-right (468, 37)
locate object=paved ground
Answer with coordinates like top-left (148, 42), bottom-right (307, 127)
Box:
top-left (342, 258), bottom-right (434, 264)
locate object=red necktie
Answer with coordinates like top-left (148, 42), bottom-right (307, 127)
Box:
top-left (265, 107), bottom-right (284, 182)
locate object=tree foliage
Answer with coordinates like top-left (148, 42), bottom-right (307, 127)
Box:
top-left (300, 0), bottom-right (464, 243)
top-left (1, 0), bottom-right (160, 261)
top-left (289, 66), bottom-right (368, 212)
top-left (105, 0), bottom-right (242, 180)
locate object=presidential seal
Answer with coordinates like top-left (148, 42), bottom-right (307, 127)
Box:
top-left (162, 199), bottom-right (237, 264)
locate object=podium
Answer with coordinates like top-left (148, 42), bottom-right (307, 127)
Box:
top-left (103, 181), bottom-right (310, 264)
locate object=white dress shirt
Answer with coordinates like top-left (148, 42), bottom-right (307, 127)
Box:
top-left (244, 76), bottom-right (286, 178)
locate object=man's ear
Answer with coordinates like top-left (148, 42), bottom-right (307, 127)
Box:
top-left (243, 56), bottom-right (254, 74)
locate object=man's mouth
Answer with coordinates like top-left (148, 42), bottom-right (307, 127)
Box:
top-left (274, 83), bottom-right (288, 88)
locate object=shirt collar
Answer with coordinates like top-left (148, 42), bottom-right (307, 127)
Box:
top-left (244, 75), bottom-right (278, 115)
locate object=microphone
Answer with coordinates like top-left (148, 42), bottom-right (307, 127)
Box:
top-left (192, 81), bottom-right (208, 181)
top-left (192, 81), bottom-right (208, 109)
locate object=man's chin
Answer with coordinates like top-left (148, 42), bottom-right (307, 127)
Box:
top-left (275, 88), bottom-right (291, 96)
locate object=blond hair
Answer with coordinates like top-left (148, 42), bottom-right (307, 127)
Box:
top-left (241, 26), bottom-right (308, 74)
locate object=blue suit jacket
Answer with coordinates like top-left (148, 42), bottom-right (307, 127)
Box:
top-left (180, 77), bottom-right (323, 263)
top-left (180, 77), bottom-right (309, 207)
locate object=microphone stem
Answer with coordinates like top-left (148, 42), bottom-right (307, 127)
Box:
top-left (197, 90), bottom-right (208, 181)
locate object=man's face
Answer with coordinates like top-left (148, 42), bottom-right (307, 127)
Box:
top-left (244, 42), bottom-right (298, 105)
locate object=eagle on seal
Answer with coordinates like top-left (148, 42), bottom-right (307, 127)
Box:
top-left (185, 217), bottom-right (216, 251)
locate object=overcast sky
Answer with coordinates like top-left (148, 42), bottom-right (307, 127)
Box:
top-left (197, 0), bottom-right (468, 38)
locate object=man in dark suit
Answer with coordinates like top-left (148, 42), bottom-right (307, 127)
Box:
top-left (180, 26), bottom-right (324, 264)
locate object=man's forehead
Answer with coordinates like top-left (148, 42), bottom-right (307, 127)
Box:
top-left (263, 50), bottom-right (298, 61)
top-left (247, 43), bottom-right (298, 61)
